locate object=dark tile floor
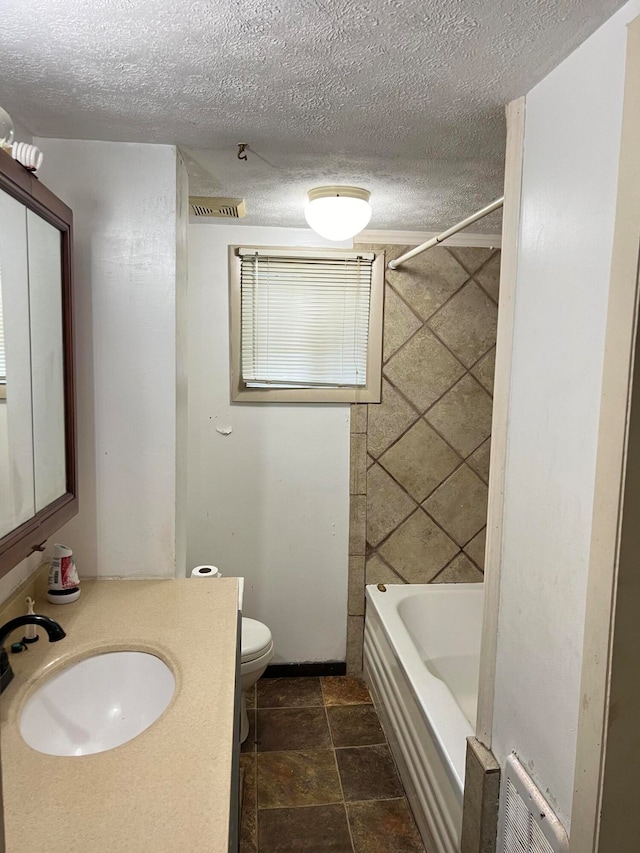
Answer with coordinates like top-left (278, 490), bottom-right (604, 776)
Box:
top-left (239, 676), bottom-right (426, 853)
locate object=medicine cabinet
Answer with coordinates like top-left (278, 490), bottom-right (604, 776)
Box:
top-left (0, 150), bottom-right (77, 576)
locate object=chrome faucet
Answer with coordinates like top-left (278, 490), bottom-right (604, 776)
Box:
top-left (0, 615), bottom-right (66, 694)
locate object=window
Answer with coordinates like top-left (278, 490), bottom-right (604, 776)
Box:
top-left (229, 246), bottom-right (384, 402)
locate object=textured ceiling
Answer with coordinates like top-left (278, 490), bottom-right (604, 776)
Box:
top-left (0, 0), bottom-right (626, 231)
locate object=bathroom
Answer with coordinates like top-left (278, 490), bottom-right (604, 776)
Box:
top-left (1, 0), bottom-right (640, 851)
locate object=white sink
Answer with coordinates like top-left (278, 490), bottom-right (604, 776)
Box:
top-left (19, 651), bottom-right (175, 757)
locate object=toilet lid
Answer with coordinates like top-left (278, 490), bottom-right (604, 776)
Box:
top-left (241, 617), bottom-right (273, 662)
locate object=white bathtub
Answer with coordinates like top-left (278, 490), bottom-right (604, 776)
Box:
top-left (363, 583), bottom-right (484, 853)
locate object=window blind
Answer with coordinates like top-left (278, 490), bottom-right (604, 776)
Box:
top-left (239, 250), bottom-right (374, 388)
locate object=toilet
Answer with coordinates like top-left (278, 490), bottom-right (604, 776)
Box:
top-left (240, 617), bottom-right (273, 742)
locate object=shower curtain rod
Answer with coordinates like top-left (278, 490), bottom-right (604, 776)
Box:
top-left (387, 196), bottom-right (504, 270)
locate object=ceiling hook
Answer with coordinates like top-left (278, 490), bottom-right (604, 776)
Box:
top-left (237, 143), bottom-right (248, 162)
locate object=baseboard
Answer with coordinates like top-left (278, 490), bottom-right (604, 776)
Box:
top-left (263, 661), bottom-right (346, 678)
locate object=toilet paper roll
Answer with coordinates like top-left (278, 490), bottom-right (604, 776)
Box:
top-left (191, 565), bottom-right (222, 578)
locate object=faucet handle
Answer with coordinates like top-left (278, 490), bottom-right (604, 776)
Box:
top-left (0, 614), bottom-right (65, 695)
top-left (0, 647), bottom-right (13, 692)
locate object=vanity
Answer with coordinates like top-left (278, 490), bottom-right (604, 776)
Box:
top-left (0, 153), bottom-right (242, 849)
top-left (0, 573), bottom-right (240, 852)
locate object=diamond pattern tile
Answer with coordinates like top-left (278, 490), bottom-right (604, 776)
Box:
top-left (365, 554), bottom-right (406, 585)
top-left (384, 327), bottom-right (465, 413)
top-left (422, 464), bottom-right (488, 546)
top-left (448, 247), bottom-right (494, 276)
top-left (434, 553), bottom-right (484, 583)
top-left (471, 346), bottom-right (496, 395)
top-left (366, 464), bottom-right (416, 547)
top-left (378, 509), bottom-right (458, 583)
top-left (467, 438), bottom-right (491, 484)
top-left (425, 375), bottom-right (493, 458)
top-left (348, 245), bottom-right (499, 619)
top-left (467, 436), bottom-right (491, 485)
top-left (475, 252), bottom-right (501, 303)
top-left (464, 526), bottom-right (487, 570)
top-left (367, 379), bottom-right (418, 459)
top-left (429, 281), bottom-right (497, 368)
top-left (378, 419), bottom-right (460, 502)
top-left (382, 284), bottom-right (422, 362)
top-left (386, 247), bottom-right (468, 321)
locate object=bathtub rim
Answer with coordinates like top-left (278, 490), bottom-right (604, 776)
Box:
top-left (365, 582), bottom-right (484, 797)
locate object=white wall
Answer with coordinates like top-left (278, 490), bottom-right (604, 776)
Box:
top-left (0, 407), bottom-right (8, 520)
top-left (0, 552), bottom-right (43, 605)
top-left (187, 224), bottom-right (351, 663)
top-left (175, 150), bottom-right (190, 580)
top-left (492, 0), bottom-right (640, 831)
top-left (32, 139), bottom-right (182, 578)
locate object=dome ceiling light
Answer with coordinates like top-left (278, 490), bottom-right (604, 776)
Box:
top-left (304, 186), bottom-right (372, 241)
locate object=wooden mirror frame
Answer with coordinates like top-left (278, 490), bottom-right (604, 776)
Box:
top-left (0, 150), bottom-right (77, 577)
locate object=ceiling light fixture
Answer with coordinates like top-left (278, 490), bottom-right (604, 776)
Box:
top-left (304, 186), bottom-right (372, 241)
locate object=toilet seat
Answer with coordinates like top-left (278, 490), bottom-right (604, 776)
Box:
top-left (241, 617), bottom-right (272, 663)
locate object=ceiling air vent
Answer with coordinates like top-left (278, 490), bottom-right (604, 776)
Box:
top-left (189, 196), bottom-right (246, 218)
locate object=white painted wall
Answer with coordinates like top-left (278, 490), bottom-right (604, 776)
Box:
top-left (492, 0), bottom-right (640, 831)
top-left (187, 224), bottom-right (351, 663)
top-left (0, 406), bottom-right (8, 521)
top-left (175, 151), bottom-right (190, 580)
top-left (32, 139), bottom-right (182, 578)
top-left (0, 552), bottom-right (43, 605)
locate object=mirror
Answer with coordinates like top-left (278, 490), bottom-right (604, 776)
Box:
top-left (0, 151), bottom-right (77, 575)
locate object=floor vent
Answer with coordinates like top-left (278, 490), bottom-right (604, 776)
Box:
top-left (498, 754), bottom-right (568, 853)
top-left (189, 196), bottom-right (246, 218)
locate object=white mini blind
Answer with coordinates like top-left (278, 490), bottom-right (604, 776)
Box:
top-left (239, 249), bottom-right (374, 388)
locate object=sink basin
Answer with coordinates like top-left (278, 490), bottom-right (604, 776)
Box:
top-left (19, 651), bottom-right (175, 757)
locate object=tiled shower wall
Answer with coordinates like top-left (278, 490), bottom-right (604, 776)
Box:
top-left (347, 244), bottom-right (500, 672)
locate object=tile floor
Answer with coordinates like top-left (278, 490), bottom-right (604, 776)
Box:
top-left (239, 676), bottom-right (426, 853)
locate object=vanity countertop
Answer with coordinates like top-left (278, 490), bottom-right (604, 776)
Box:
top-left (0, 576), bottom-right (239, 853)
